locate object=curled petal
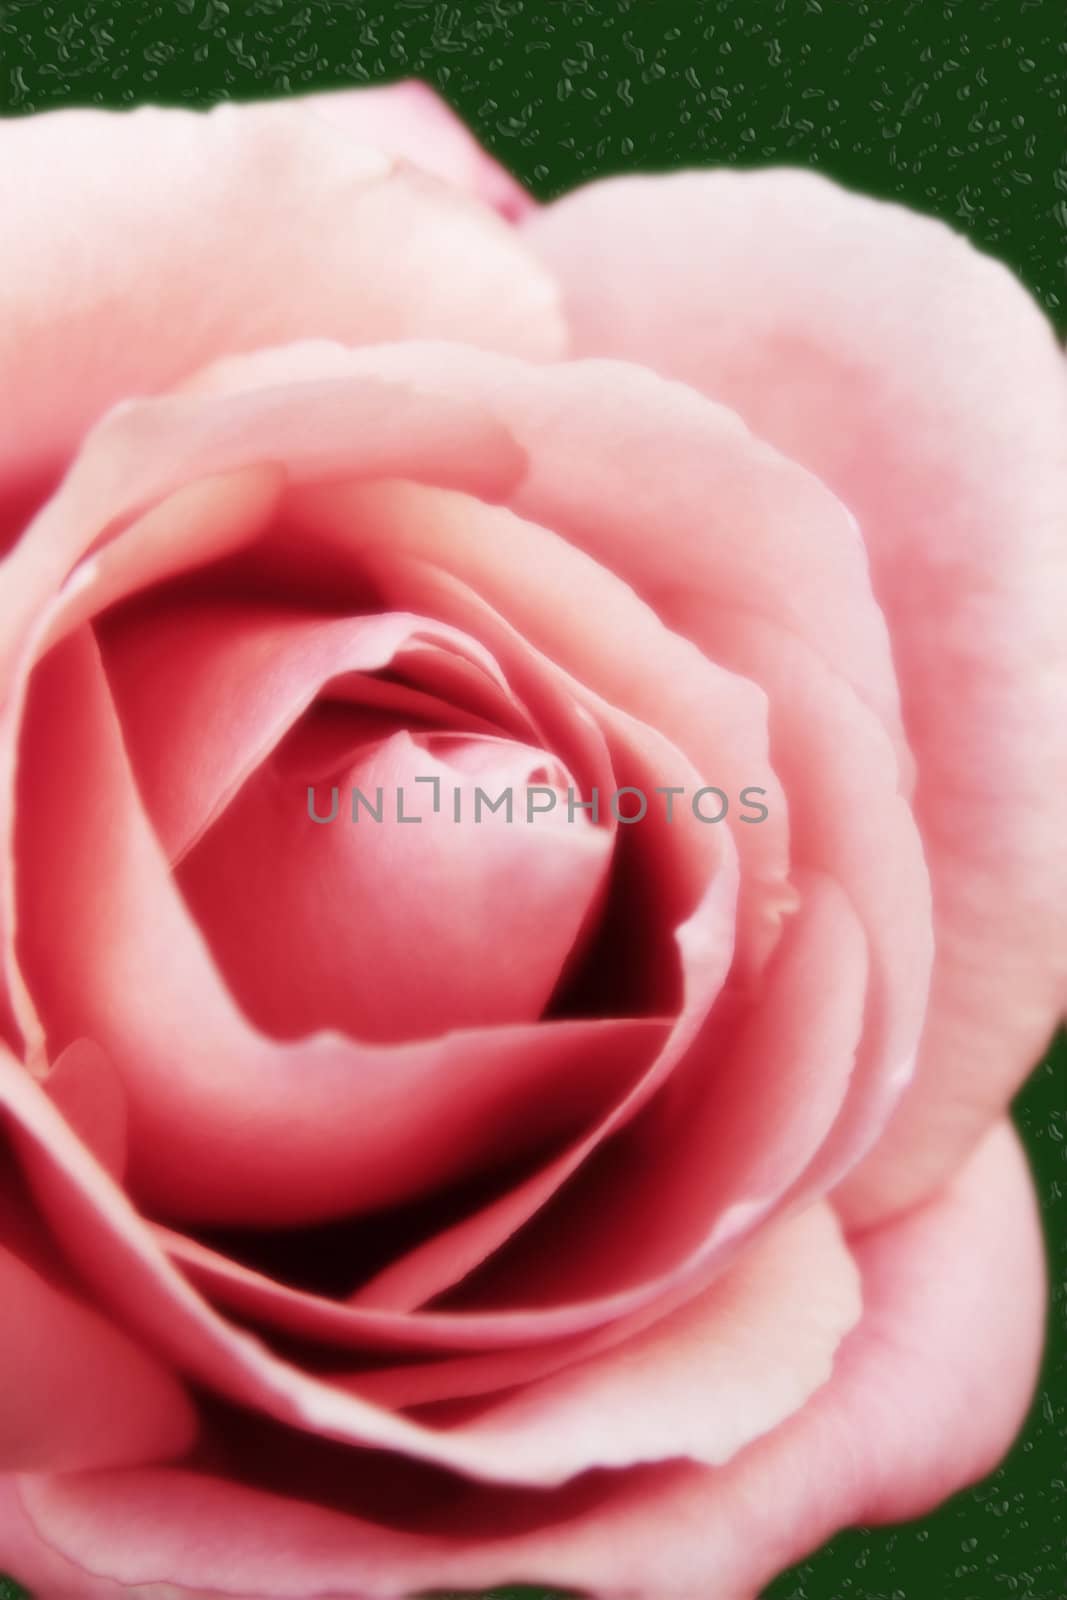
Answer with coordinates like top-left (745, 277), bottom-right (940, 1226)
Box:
top-left (0, 95), bottom-right (561, 503)
top-left (8, 1123), bottom-right (1044, 1599)
top-left (300, 78), bottom-right (535, 220)
top-left (526, 168), bottom-right (1067, 1224)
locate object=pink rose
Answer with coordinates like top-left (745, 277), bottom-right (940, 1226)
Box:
top-left (0, 81), bottom-right (1064, 1600)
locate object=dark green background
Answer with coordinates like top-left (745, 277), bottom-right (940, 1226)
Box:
top-left (0, 2), bottom-right (1063, 1597)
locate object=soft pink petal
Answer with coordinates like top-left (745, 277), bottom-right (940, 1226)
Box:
top-left (32, 466), bottom-right (285, 669)
top-left (96, 596), bottom-right (611, 1042)
top-left (272, 342), bottom-right (921, 997)
top-left (20, 572), bottom-right (746, 1310)
top-left (0, 1040), bottom-right (706, 1483)
top-left (0, 352), bottom-right (524, 688)
top-left (301, 79), bottom-right (534, 219)
top-left (155, 1225), bottom-right (644, 1358)
top-left (317, 343), bottom-right (912, 778)
top-left (0, 356), bottom-right (525, 1055)
top-left (0, 1202), bottom-right (855, 1575)
top-left (97, 599), bottom-right (532, 862)
top-left (151, 341), bottom-right (795, 970)
top-left (15, 625), bottom-right (655, 1225)
top-left (239, 349), bottom-right (930, 1308)
top-left (526, 168), bottom-right (1067, 1224)
top-left (5, 1035), bottom-right (739, 1372)
top-left (0, 96), bottom-right (560, 501)
top-left (8, 338), bottom-right (792, 984)
top-left (1, 1032), bottom-right (854, 1491)
top-left (188, 1202), bottom-right (859, 1485)
top-left (180, 729), bottom-right (610, 1043)
top-left (289, 476), bottom-right (794, 977)
top-left (387, 1202), bottom-right (861, 1478)
top-left (349, 702), bottom-right (739, 1312)
top-left (429, 870), bottom-right (865, 1315)
top-left (694, 613), bottom-right (933, 1208)
top-left (12, 1122), bottom-right (1043, 1599)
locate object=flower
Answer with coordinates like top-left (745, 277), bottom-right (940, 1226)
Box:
top-left (0, 80), bottom-right (1063, 1600)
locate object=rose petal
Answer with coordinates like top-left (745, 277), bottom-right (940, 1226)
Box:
top-left (313, 343), bottom-right (912, 783)
top-left (0, 1188), bottom-right (195, 1475)
top-left (0, 96), bottom-right (560, 500)
top-left (0, 355), bottom-right (525, 687)
top-left (526, 167), bottom-right (1067, 1224)
top-left (290, 475), bottom-right (794, 976)
top-left (0, 1479), bottom-right (131, 1600)
top-left (301, 79), bottom-right (535, 220)
top-left (10, 1122), bottom-right (1043, 1599)
top-left (355, 1201), bottom-right (861, 1479)
top-left (43, 1040), bottom-right (127, 1184)
top-left (97, 592), bottom-right (613, 1041)
top-left (349, 694), bottom-right (739, 1311)
top-left (3, 1034), bottom-right (846, 1489)
top-left (180, 728), bottom-right (611, 1043)
top-left (16, 626), bottom-right (656, 1225)
top-left (426, 869), bottom-right (866, 1315)
top-left (97, 598), bottom-right (533, 863)
top-left (6, 1034), bottom-right (800, 1381)
top-left (693, 612), bottom-right (932, 1209)
top-left (0, 358), bottom-right (527, 1056)
top-left (102, 339), bottom-right (796, 973)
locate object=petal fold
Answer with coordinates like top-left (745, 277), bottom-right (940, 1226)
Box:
top-left (10, 1123), bottom-right (1044, 1600)
top-left (526, 169), bottom-right (1067, 1223)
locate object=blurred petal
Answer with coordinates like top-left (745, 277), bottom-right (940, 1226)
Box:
top-left (180, 729), bottom-right (610, 1043)
top-left (15, 628), bottom-right (653, 1224)
top-left (696, 613), bottom-right (932, 1209)
top-left (13, 1122), bottom-right (1043, 1599)
top-left (377, 1202), bottom-right (861, 1478)
top-left (0, 96), bottom-right (561, 497)
top-left (1, 350), bottom-right (524, 682)
top-left (0, 352), bottom-right (526, 1058)
top-left (333, 344), bottom-right (910, 773)
top-left (349, 711), bottom-right (738, 1312)
top-left (302, 79), bottom-right (534, 219)
top-left (428, 870), bottom-right (865, 1315)
top-left (97, 596), bottom-right (611, 1043)
top-left (3, 1029), bottom-right (851, 1490)
top-left (526, 168), bottom-right (1067, 1223)
top-left (309, 478), bottom-right (792, 977)
top-left (98, 598), bottom-right (528, 862)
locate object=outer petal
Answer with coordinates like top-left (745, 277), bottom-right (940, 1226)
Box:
top-left (0, 1482), bottom-right (133, 1600)
top-left (8, 1122), bottom-right (1044, 1600)
top-left (0, 94), bottom-right (562, 509)
top-left (300, 79), bottom-right (535, 220)
top-left (0, 346), bottom-right (525, 685)
top-left (525, 169), bottom-right (1067, 1224)
top-left (0, 1184), bottom-right (195, 1475)
top-left (382, 1202), bottom-right (861, 1480)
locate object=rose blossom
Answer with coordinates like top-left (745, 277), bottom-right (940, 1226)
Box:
top-left (0, 80), bottom-right (1064, 1600)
